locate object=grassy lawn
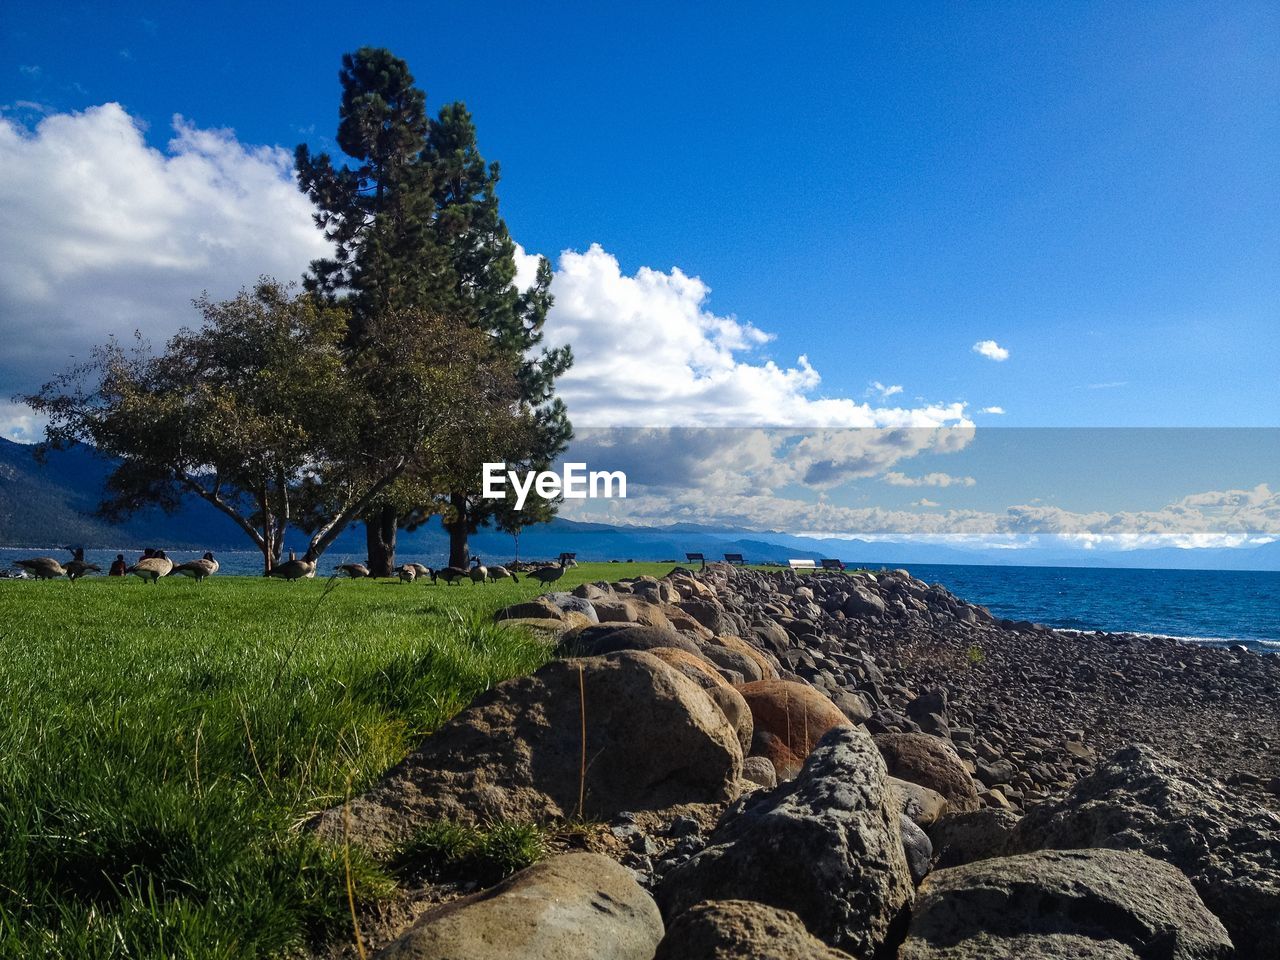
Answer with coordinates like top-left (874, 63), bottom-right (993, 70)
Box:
top-left (0, 563), bottom-right (675, 959)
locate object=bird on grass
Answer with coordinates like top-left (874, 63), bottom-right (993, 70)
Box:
top-left (468, 556), bottom-right (488, 585)
top-left (66, 559), bottom-right (102, 582)
top-left (525, 558), bottom-right (568, 587)
top-left (408, 562), bottom-right (432, 580)
top-left (268, 556), bottom-right (316, 581)
top-left (171, 552), bottom-right (218, 582)
top-left (432, 565), bottom-right (468, 586)
top-left (336, 562), bottom-right (371, 578)
top-left (398, 564), bottom-right (417, 583)
top-left (12, 557), bottom-right (67, 580)
top-left (128, 550), bottom-right (173, 583)
top-left (487, 564), bottom-right (518, 583)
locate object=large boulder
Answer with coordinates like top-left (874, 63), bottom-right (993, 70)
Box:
top-left (842, 584), bottom-right (886, 619)
top-left (657, 726), bottom-right (914, 957)
top-left (653, 900), bottom-right (855, 960)
top-left (377, 852), bottom-right (663, 960)
top-left (562, 623), bottom-right (702, 657)
top-left (874, 733), bottom-right (981, 813)
top-left (705, 634), bottom-right (780, 680)
top-left (646, 647), bottom-right (729, 689)
top-left (739, 679), bottom-right (852, 779)
top-left (705, 684), bottom-right (753, 755)
top-left (1008, 744), bottom-right (1280, 959)
top-left (898, 848), bottom-right (1233, 960)
top-left (927, 808), bottom-right (1020, 869)
top-left (677, 599), bottom-right (733, 636)
top-left (315, 652), bottom-right (742, 848)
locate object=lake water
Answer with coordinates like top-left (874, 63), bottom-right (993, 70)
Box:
top-left (3, 548), bottom-right (1277, 652)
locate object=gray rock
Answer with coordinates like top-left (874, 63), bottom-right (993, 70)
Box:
top-left (562, 623), bottom-right (702, 657)
top-left (900, 813), bottom-right (933, 885)
top-left (315, 652), bottom-right (741, 848)
top-left (657, 726), bottom-right (913, 956)
top-left (376, 852), bottom-right (663, 959)
top-left (742, 755), bottom-right (777, 789)
top-left (829, 688), bottom-right (874, 725)
top-left (1009, 744), bottom-right (1280, 960)
top-left (898, 848), bottom-right (1233, 960)
top-left (542, 592), bottom-right (600, 622)
top-left (889, 776), bottom-right (948, 827)
top-left (843, 584), bottom-right (887, 619)
top-left (653, 900), bottom-right (855, 960)
top-left (927, 808), bottom-right (1020, 869)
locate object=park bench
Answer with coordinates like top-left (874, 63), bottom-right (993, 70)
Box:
top-left (685, 552), bottom-right (707, 570)
top-left (820, 558), bottom-right (846, 571)
top-left (787, 559), bottom-right (817, 570)
top-left (723, 552), bottom-right (746, 565)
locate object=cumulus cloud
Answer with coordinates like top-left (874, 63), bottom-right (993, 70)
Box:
top-left (0, 103), bottom-right (329, 438)
top-left (569, 481), bottom-right (1280, 539)
top-left (972, 339), bottom-right (1009, 361)
top-left (882, 471), bottom-right (977, 488)
top-left (0, 101), bottom-right (983, 501)
top-left (535, 244), bottom-right (974, 431)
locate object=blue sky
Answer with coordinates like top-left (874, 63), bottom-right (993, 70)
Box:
top-left (4, 1), bottom-right (1277, 429)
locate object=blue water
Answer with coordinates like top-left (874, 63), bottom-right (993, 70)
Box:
top-left (866, 562), bottom-right (1280, 653)
top-left (3, 547), bottom-right (1278, 652)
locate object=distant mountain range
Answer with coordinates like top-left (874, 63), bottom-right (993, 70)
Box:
top-left (2, 436), bottom-right (1276, 571)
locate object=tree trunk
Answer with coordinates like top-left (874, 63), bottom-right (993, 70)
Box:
top-left (366, 503), bottom-right (398, 577)
top-left (445, 491), bottom-right (470, 569)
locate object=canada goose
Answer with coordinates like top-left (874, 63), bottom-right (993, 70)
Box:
top-left (468, 556), bottom-right (488, 585)
top-left (128, 550), bottom-right (173, 583)
top-left (398, 564), bottom-right (417, 583)
top-left (268, 557), bottom-right (316, 581)
top-left (65, 560), bottom-right (102, 582)
top-left (487, 564), bottom-right (518, 583)
top-left (336, 562), bottom-right (370, 578)
top-left (171, 552), bottom-right (218, 582)
top-left (13, 557), bottom-right (66, 580)
top-left (432, 565), bottom-right (467, 586)
top-left (409, 562), bottom-right (432, 580)
top-left (526, 558), bottom-right (568, 587)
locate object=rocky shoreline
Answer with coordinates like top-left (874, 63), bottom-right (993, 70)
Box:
top-left (316, 563), bottom-right (1280, 959)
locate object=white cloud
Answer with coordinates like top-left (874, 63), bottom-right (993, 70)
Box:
top-left (882, 471), bottom-right (977, 488)
top-left (981, 406), bottom-right (1005, 414)
top-left (913, 498), bottom-right (941, 508)
top-left (537, 243), bottom-right (973, 430)
top-left (0, 103), bottom-right (329, 423)
top-left (870, 381), bottom-right (903, 399)
top-left (972, 339), bottom-right (1009, 361)
top-left (568, 481), bottom-right (1280, 540)
top-left (0, 103), bottom-right (985, 460)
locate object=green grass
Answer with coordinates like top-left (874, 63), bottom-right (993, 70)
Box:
top-left (392, 820), bottom-right (549, 889)
top-left (0, 563), bottom-right (674, 959)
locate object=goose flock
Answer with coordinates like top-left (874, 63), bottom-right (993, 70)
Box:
top-left (7, 548), bottom-right (573, 587)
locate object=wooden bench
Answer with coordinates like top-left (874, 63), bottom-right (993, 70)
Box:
top-left (820, 558), bottom-right (846, 571)
top-left (685, 552), bottom-right (706, 570)
top-left (787, 559), bottom-right (817, 570)
top-left (723, 553), bottom-right (746, 565)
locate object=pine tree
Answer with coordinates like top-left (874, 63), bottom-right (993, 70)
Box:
top-left (298, 49), bottom-right (572, 573)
